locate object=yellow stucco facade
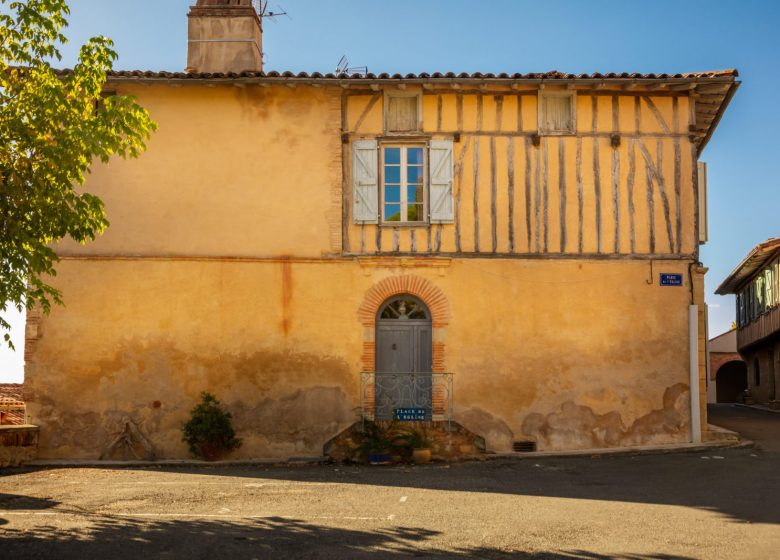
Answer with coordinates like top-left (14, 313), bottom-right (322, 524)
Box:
top-left (23, 59), bottom-right (737, 458)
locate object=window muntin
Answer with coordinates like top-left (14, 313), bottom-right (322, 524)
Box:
top-left (766, 267), bottom-right (774, 312)
top-left (539, 91), bottom-right (576, 135)
top-left (737, 292), bottom-right (744, 327)
top-left (382, 145), bottom-right (426, 223)
top-left (379, 297), bottom-right (430, 320)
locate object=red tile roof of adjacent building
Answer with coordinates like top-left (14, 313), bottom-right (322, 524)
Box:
top-left (0, 383), bottom-right (25, 425)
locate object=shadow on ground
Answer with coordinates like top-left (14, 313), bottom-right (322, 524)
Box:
top-left (0, 493), bottom-right (60, 510)
top-left (85, 442), bottom-right (775, 526)
top-left (0, 513), bottom-right (693, 559)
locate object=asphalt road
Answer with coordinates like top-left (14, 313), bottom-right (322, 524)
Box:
top-left (1, 405), bottom-right (779, 559)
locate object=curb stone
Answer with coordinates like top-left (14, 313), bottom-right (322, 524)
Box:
top-left (14, 441), bottom-right (754, 470)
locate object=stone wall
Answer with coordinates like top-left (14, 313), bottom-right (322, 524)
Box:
top-left (0, 425), bottom-right (39, 467)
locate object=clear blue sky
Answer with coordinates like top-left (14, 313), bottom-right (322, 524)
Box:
top-left (2, 0), bottom-right (779, 381)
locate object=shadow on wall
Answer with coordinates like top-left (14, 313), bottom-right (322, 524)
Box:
top-left (0, 513), bottom-right (695, 559)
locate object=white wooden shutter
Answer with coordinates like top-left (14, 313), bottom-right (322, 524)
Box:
top-left (352, 139), bottom-right (378, 223)
top-left (428, 140), bottom-right (454, 223)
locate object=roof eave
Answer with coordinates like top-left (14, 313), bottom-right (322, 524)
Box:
top-left (697, 80), bottom-right (740, 155)
top-left (103, 75), bottom-right (739, 88)
top-left (716, 238), bottom-right (780, 295)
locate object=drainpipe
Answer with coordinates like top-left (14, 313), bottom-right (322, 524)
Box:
top-left (689, 305), bottom-right (702, 443)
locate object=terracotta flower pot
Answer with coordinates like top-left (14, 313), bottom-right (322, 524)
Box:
top-left (412, 448), bottom-right (431, 464)
top-left (199, 444), bottom-right (227, 462)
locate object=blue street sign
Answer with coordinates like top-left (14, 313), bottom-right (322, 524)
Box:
top-left (660, 273), bottom-right (683, 286)
top-left (394, 408), bottom-right (429, 421)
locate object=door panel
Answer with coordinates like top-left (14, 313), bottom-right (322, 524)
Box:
top-left (414, 325), bottom-right (432, 373)
top-left (375, 321), bottom-right (432, 420)
top-left (377, 326), bottom-right (414, 373)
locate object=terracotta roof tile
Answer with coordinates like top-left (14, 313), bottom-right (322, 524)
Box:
top-left (0, 384), bottom-right (25, 425)
top-left (53, 68), bottom-right (739, 81)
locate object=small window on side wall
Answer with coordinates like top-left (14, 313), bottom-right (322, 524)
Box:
top-left (385, 93), bottom-right (420, 133)
top-left (539, 91), bottom-right (576, 135)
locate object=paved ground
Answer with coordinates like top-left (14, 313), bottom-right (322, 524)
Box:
top-left (708, 403), bottom-right (780, 451)
top-left (1, 405), bottom-right (778, 559)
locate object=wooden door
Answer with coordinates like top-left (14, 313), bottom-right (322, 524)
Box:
top-left (375, 297), bottom-right (432, 420)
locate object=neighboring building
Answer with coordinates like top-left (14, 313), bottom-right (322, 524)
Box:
top-left (716, 238), bottom-right (780, 406)
top-left (0, 384), bottom-right (26, 425)
top-left (706, 329), bottom-right (747, 403)
top-left (24, 0), bottom-right (740, 459)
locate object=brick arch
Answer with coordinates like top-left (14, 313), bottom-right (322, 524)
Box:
top-left (357, 275), bottom-right (450, 328)
top-left (358, 275), bottom-right (450, 373)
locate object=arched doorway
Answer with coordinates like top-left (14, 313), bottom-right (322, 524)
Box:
top-left (375, 295), bottom-right (432, 420)
top-left (716, 360), bottom-right (748, 403)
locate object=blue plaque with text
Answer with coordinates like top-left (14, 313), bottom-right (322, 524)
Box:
top-left (394, 408), bottom-right (430, 421)
top-left (660, 273), bottom-right (683, 286)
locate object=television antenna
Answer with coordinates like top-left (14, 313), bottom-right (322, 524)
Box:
top-left (254, 1), bottom-right (291, 23)
top-left (335, 55), bottom-right (368, 76)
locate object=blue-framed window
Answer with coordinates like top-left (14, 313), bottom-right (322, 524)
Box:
top-left (381, 145), bottom-right (425, 223)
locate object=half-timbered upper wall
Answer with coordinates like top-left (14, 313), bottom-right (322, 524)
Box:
top-left (344, 87), bottom-right (697, 258)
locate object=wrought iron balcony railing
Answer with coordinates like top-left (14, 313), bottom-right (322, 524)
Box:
top-left (360, 372), bottom-right (453, 423)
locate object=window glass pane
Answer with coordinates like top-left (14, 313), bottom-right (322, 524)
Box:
top-left (407, 185), bottom-right (422, 204)
top-left (384, 165), bottom-right (400, 184)
top-left (384, 147), bottom-right (400, 165)
top-left (380, 298), bottom-right (429, 320)
top-left (408, 147), bottom-right (423, 165)
top-left (385, 185), bottom-right (400, 203)
top-left (543, 95), bottom-right (573, 132)
top-left (407, 204), bottom-right (423, 221)
top-left (384, 204), bottom-right (401, 221)
top-left (407, 165), bottom-right (422, 185)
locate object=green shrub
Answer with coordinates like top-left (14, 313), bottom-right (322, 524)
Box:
top-left (181, 392), bottom-right (242, 460)
top-left (401, 426), bottom-right (433, 449)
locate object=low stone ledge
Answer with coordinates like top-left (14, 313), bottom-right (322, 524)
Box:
top-left (0, 424), bottom-right (39, 467)
top-left (705, 423), bottom-right (740, 442)
top-left (323, 420), bottom-right (486, 463)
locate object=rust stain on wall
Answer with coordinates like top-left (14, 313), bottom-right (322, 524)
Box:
top-left (281, 260), bottom-right (293, 336)
top-left (521, 383), bottom-right (690, 450)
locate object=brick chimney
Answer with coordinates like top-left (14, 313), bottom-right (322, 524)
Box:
top-left (187, 0), bottom-right (263, 73)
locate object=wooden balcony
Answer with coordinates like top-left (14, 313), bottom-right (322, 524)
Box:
top-left (737, 305), bottom-right (780, 351)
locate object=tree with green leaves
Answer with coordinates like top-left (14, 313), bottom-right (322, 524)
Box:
top-left (0, 0), bottom-right (156, 347)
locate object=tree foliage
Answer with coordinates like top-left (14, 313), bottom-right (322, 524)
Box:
top-left (0, 0), bottom-right (156, 347)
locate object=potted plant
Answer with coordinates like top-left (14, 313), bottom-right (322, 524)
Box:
top-left (357, 420), bottom-right (401, 465)
top-left (181, 392), bottom-right (242, 461)
top-left (403, 426), bottom-right (433, 464)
